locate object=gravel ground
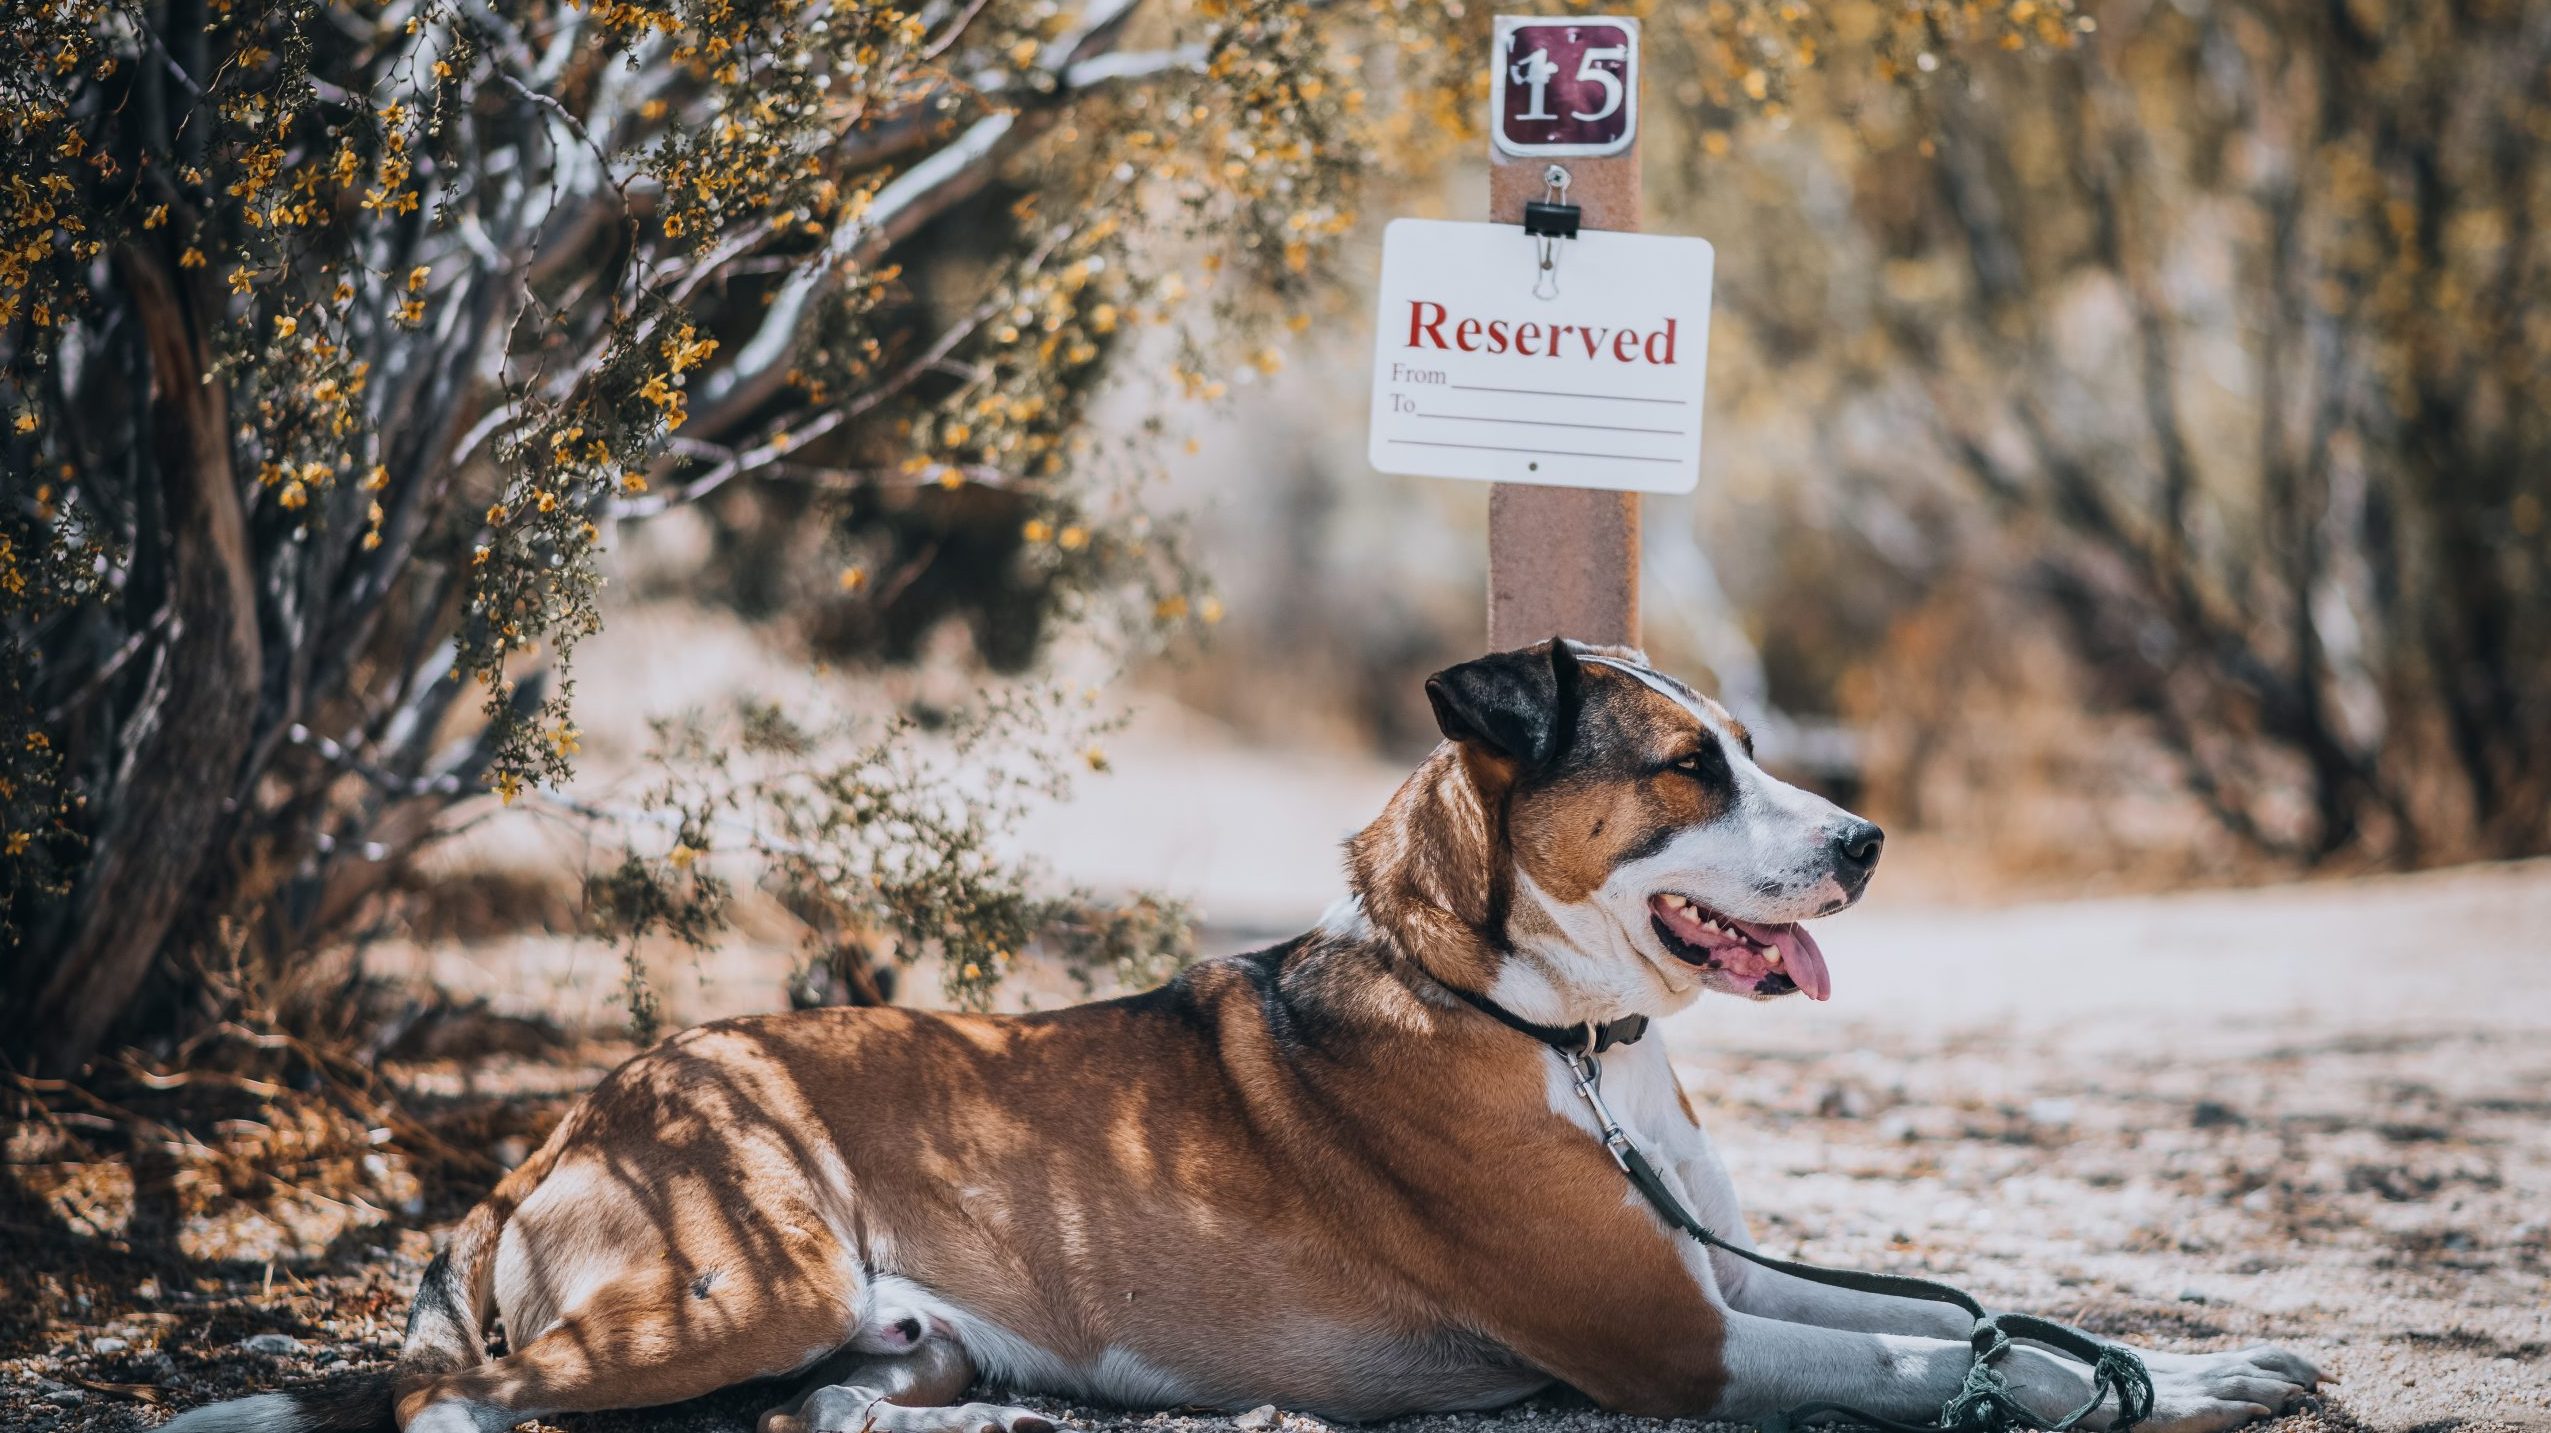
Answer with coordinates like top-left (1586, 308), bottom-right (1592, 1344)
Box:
top-left (7, 864), bottom-right (2549, 1433)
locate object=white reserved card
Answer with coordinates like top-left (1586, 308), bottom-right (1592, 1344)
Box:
top-left (1367, 218), bottom-right (1714, 495)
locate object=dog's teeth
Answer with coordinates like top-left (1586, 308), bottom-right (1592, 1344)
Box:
top-left (1701, 920), bottom-right (1723, 935)
top-left (1762, 945), bottom-right (1785, 967)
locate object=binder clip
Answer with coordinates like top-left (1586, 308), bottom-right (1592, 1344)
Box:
top-left (1523, 165), bottom-right (1578, 299)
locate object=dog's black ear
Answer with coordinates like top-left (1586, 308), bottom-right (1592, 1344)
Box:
top-left (1424, 638), bottom-right (1584, 769)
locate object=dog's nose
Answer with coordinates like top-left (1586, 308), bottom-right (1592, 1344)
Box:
top-left (1829, 820), bottom-right (1884, 881)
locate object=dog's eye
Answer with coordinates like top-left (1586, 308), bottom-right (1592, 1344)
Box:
top-left (1669, 745), bottom-right (1726, 780)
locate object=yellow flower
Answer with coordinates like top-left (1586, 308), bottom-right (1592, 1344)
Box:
top-left (1057, 525), bottom-right (1088, 551)
top-left (143, 204), bottom-right (168, 230)
top-left (228, 268), bottom-right (256, 294)
top-left (11, 413), bottom-right (33, 434)
top-left (278, 480), bottom-right (308, 509)
top-left (669, 843), bottom-right (699, 868)
top-left (407, 264), bottom-right (430, 292)
top-left (179, 246), bottom-right (205, 269)
top-left (1022, 518), bottom-right (1053, 543)
top-left (363, 464), bottom-right (389, 491)
top-left (837, 566), bottom-right (867, 592)
top-left (493, 771), bottom-right (523, 806)
top-left (662, 324), bottom-right (718, 373)
top-left (273, 315), bottom-right (297, 338)
top-left (3, 832), bottom-right (27, 856)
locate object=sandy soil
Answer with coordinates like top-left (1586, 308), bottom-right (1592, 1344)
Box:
top-left (7, 856), bottom-right (2548, 1433)
top-left (7, 658), bottom-right (2548, 1433)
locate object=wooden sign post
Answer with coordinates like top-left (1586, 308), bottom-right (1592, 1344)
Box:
top-left (1486, 17), bottom-right (1643, 650)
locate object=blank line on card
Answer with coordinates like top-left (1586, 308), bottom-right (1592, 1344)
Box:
top-left (1389, 439), bottom-right (1681, 464)
top-left (1447, 383), bottom-right (1690, 406)
top-left (1417, 411), bottom-right (1686, 437)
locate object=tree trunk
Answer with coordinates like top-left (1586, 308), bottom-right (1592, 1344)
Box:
top-left (10, 250), bottom-right (262, 1075)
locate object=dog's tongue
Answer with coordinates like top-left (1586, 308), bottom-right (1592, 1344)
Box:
top-left (1739, 918), bottom-right (1830, 1002)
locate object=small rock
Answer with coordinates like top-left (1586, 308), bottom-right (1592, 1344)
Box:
top-left (2177, 1288), bottom-right (2210, 1304)
top-left (90, 1336), bottom-right (129, 1355)
top-left (241, 1333), bottom-right (304, 1356)
top-left (2027, 1097), bottom-right (2077, 1127)
top-left (44, 1390), bottom-right (85, 1408)
top-left (1816, 1084), bottom-right (1869, 1119)
top-left (2191, 1100), bottom-right (2245, 1129)
top-left (1236, 1406), bottom-right (1279, 1430)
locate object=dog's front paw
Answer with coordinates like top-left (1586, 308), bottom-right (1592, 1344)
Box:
top-left (2131, 1345), bottom-right (2327, 1433)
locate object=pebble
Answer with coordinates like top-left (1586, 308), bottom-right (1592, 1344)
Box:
top-left (90, 1336), bottom-right (128, 1355)
top-left (242, 1333), bottom-right (304, 1356)
top-left (44, 1390), bottom-right (85, 1407)
top-left (1235, 1406), bottom-right (1278, 1430)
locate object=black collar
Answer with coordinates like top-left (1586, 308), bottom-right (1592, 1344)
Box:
top-left (1446, 983), bottom-right (1649, 1054)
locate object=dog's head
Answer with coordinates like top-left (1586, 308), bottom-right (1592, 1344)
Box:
top-left (1394, 639), bottom-right (1880, 1023)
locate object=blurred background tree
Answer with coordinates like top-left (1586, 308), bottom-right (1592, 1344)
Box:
top-left (1649, 0), bottom-right (2551, 868)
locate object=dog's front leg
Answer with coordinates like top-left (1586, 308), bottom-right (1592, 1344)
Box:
top-left (1710, 1313), bottom-right (2306, 1433)
top-left (1664, 1132), bottom-right (1969, 1338)
top-left (1672, 1145), bottom-right (2325, 1431)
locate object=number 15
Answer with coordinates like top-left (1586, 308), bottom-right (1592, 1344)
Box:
top-left (1509, 42), bottom-right (1627, 124)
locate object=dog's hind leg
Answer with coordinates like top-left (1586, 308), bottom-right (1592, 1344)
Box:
top-left (396, 1260), bottom-right (865, 1433)
top-left (761, 1337), bottom-right (1056, 1433)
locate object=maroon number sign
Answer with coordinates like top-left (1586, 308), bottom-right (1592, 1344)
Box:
top-left (1492, 17), bottom-right (1639, 158)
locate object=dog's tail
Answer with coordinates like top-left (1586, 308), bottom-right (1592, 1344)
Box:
top-left (164, 1186), bottom-right (518, 1433)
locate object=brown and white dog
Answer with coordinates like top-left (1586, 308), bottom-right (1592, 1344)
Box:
top-left (167, 641), bottom-right (2324, 1433)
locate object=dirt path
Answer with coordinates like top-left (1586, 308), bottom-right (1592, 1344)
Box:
top-left (7, 864), bottom-right (2547, 1432)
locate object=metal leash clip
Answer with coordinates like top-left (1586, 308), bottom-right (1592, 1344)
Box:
top-left (1523, 164), bottom-right (1579, 299)
top-left (1563, 1037), bottom-right (1640, 1175)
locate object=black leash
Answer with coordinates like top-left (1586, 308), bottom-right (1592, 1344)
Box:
top-left (1462, 991), bottom-right (2153, 1433)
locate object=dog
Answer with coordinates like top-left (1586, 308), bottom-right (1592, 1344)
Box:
top-left (167, 640), bottom-right (2324, 1433)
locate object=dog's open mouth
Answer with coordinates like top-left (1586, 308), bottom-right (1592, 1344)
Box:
top-left (1648, 893), bottom-right (1832, 1001)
